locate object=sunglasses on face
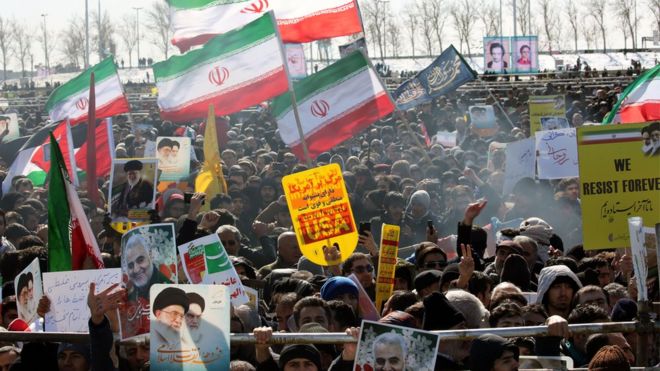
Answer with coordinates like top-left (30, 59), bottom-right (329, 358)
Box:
top-left (352, 264), bottom-right (374, 274)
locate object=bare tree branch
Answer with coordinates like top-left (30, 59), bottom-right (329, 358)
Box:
top-left (450, 0), bottom-right (476, 56)
top-left (146, 0), bottom-right (172, 60)
top-left (0, 16), bottom-right (15, 81)
top-left (60, 17), bottom-right (86, 68)
top-left (565, 1), bottom-right (581, 52)
top-left (612, 0), bottom-right (639, 49)
top-left (13, 22), bottom-right (32, 78)
top-left (478, 0), bottom-right (500, 37)
top-left (403, 8), bottom-right (419, 57)
top-left (117, 13), bottom-right (138, 68)
top-left (539, 0), bottom-right (561, 52)
top-left (361, 0), bottom-right (389, 59)
top-left (588, 0), bottom-right (608, 52)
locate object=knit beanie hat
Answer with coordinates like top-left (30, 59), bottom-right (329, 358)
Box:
top-left (278, 345), bottom-right (322, 371)
top-left (588, 345), bottom-right (630, 371)
top-left (611, 299), bottom-right (638, 322)
top-left (320, 276), bottom-right (359, 301)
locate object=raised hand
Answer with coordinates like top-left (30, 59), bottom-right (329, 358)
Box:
top-left (87, 283), bottom-right (125, 325)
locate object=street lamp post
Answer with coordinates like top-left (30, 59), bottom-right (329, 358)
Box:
top-left (133, 7), bottom-right (142, 68)
top-left (41, 14), bottom-right (49, 70)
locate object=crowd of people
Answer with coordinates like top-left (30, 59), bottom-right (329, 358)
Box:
top-left (0, 63), bottom-right (657, 371)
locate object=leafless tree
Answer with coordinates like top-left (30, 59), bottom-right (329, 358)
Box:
top-left (117, 13), bottom-right (139, 68)
top-left (60, 17), bottom-right (86, 68)
top-left (403, 8), bottom-right (419, 56)
top-left (479, 1), bottom-right (500, 36)
top-left (649, 0), bottom-right (660, 34)
top-left (509, 0), bottom-right (533, 35)
top-left (12, 22), bottom-right (32, 78)
top-left (565, 1), bottom-right (581, 52)
top-left (0, 16), bottom-right (14, 81)
top-left (539, 0), bottom-right (561, 51)
top-left (36, 19), bottom-right (55, 70)
top-left (387, 19), bottom-right (402, 57)
top-left (146, 0), bottom-right (172, 59)
top-left (450, 0), bottom-right (477, 55)
top-left (417, 1), bottom-right (435, 55)
top-left (588, 0), bottom-right (608, 52)
top-left (612, 0), bottom-right (639, 49)
top-left (361, 0), bottom-right (389, 59)
top-left (584, 20), bottom-right (600, 50)
top-left (93, 11), bottom-right (116, 62)
top-left (428, 0), bottom-right (447, 52)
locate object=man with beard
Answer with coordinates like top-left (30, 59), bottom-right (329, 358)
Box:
top-left (111, 160), bottom-right (154, 217)
top-left (185, 292), bottom-right (205, 342)
top-left (122, 234), bottom-right (172, 302)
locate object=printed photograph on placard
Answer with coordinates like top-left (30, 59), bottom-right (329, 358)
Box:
top-left (641, 121), bottom-right (660, 156)
top-left (109, 158), bottom-right (157, 220)
top-left (120, 223), bottom-right (177, 339)
top-left (353, 320), bottom-right (440, 371)
top-left (156, 137), bottom-right (191, 182)
top-left (150, 284), bottom-right (230, 371)
top-left (484, 36), bottom-right (510, 74)
top-left (0, 113), bottom-right (20, 144)
top-left (14, 257), bottom-right (43, 325)
top-left (511, 36), bottom-right (539, 73)
top-left (469, 105), bottom-right (498, 137)
top-left (540, 116), bottom-right (570, 131)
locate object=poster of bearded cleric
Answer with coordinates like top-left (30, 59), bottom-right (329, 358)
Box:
top-left (353, 320), bottom-right (440, 371)
top-left (150, 284), bottom-right (230, 371)
top-left (156, 137), bottom-right (191, 183)
top-left (109, 158), bottom-right (158, 220)
top-left (120, 223), bottom-right (178, 339)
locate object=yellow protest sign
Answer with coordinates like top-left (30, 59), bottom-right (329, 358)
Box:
top-left (282, 164), bottom-right (358, 266)
top-left (374, 224), bottom-right (400, 313)
top-left (577, 123), bottom-right (660, 250)
top-left (529, 95), bottom-right (566, 135)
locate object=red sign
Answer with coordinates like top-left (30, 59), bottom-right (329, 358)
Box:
top-left (297, 203), bottom-right (355, 244)
top-left (208, 66), bottom-right (230, 86)
top-left (311, 100), bottom-right (330, 118)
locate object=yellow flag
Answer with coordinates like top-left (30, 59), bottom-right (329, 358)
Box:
top-left (194, 104), bottom-right (227, 210)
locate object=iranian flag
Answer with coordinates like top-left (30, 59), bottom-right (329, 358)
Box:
top-left (45, 57), bottom-right (130, 124)
top-left (154, 13), bottom-right (288, 122)
top-left (169, 0), bottom-right (362, 52)
top-left (273, 51), bottom-right (395, 160)
top-left (604, 64), bottom-right (660, 124)
top-left (47, 133), bottom-right (104, 272)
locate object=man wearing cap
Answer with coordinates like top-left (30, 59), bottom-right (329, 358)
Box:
top-left (152, 287), bottom-right (192, 350)
top-left (111, 160), bottom-right (154, 217)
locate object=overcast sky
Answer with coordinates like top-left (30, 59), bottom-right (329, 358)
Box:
top-left (2, 0), bottom-right (657, 71)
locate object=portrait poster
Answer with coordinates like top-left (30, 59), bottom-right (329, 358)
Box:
top-left (529, 95), bottom-right (566, 135)
top-left (483, 36), bottom-right (510, 74)
top-left (282, 164), bottom-right (358, 266)
top-left (511, 36), bottom-right (539, 73)
top-left (503, 138), bottom-right (536, 194)
top-left (120, 223), bottom-right (177, 340)
top-left (109, 158), bottom-right (158, 220)
top-left (178, 234), bottom-right (250, 306)
top-left (353, 320), bottom-right (440, 371)
top-left (285, 44), bottom-right (307, 79)
top-left (0, 113), bottom-right (20, 144)
top-left (469, 105), bottom-right (498, 137)
top-left (150, 284), bottom-right (230, 371)
top-left (535, 128), bottom-right (579, 180)
top-left (43, 269), bottom-right (121, 333)
top-left (577, 123), bottom-right (660, 249)
top-left (156, 137), bottom-right (191, 182)
top-left (14, 257), bottom-right (43, 325)
top-left (540, 116), bottom-right (570, 131)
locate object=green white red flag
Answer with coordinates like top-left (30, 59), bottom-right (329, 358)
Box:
top-left (45, 57), bottom-right (130, 124)
top-left (604, 64), bottom-right (660, 124)
top-left (47, 133), bottom-right (104, 272)
top-left (169, 0), bottom-right (362, 52)
top-left (273, 51), bottom-right (395, 160)
top-left (154, 13), bottom-right (289, 122)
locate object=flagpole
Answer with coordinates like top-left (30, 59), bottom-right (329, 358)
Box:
top-left (270, 11), bottom-right (312, 167)
top-left (65, 120), bottom-right (80, 187)
top-left (87, 72), bottom-right (99, 207)
top-left (477, 78), bottom-right (516, 130)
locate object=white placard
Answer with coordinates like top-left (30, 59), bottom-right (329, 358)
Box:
top-left (14, 258), bottom-right (43, 325)
top-left (503, 138), bottom-right (536, 194)
top-left (435, 131), bottom-right (457, 148)
top-left (536, 128), bottom-right (579, 179)
top-left (628, 217), bottom-right (648, 302)
top-left (43, 268), bottom-right (121, 332)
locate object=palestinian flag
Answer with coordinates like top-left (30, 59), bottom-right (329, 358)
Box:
top-left (273, 51), bottom-right (395, 160)
top-left (169, 0), bottom-right (362, 52)
top-left (154, 14), bottom-right (288, 122)
top-left (604, 64), bottom-right (660, 124)
top-left (1, 120), bottom-right (111, 193)
top-left (48, 133), bottom-right (104, 272)
top-left (45, 57), bottom-right (130, 124)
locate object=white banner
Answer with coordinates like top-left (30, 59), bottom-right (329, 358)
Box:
top-left (285, 44), bottom-right (307, 79)
top-left (503, 138), bottom-right (536, 194)
top-left (535, 128), bottom-right (578, 179)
